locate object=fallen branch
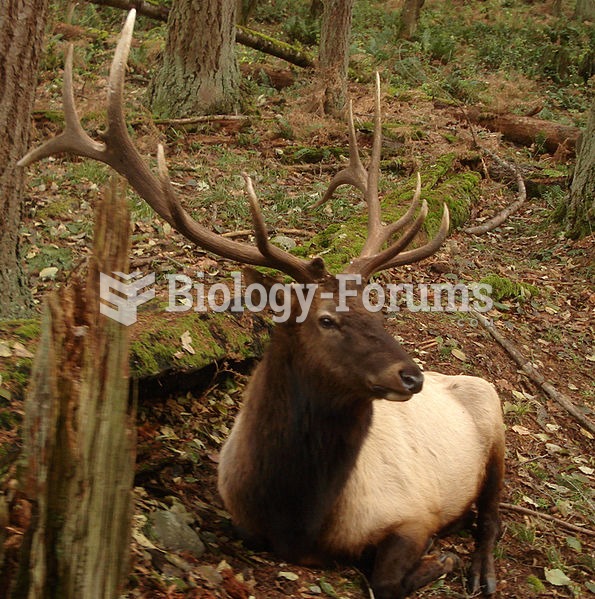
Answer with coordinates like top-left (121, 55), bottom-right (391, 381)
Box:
top-left (152, 114), bottom-right (251, 126)
top-left (86, 0), bottom-right (315, 68)
top-left (221, 228), bottom-right (313, 238)
top-left (236, 24), bottom-right (315, 68)
top-left (500, 502), bottom-right (595, 539)
top-left (464, 148), bottom-right (527, 235)
top-left (470, 308), bottom-right (595, 436)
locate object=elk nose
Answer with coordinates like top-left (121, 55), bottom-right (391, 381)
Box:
top-left (399, 368), bottom-right (424, 394)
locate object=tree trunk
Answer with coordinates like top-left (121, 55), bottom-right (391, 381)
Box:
top-left (574, 0), bottom-right (595, 20)
top-left (13, 181), bottom-right (136, 598)
top-left (150, 0), bottom-right (240, 118)
top-left (319, 0), bottom-right (354, 115)
top-left (566, 100), bottom-right (594, 238)
top-left (398, 0), bottom-right (425, 40)
top-left (0, 0), bottom-right (50, 319)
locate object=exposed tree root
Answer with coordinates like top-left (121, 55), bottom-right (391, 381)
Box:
top-left (470, 308), bottom-right (595, 437)
top-left (464, 148), bottom-right (527, 235)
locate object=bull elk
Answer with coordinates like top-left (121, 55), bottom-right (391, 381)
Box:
top-left (19, 10), bottom-right (505, 598)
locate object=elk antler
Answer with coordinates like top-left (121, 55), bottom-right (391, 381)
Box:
top-left (18, 10), bottom-right (327, 284)
top-left (316, 73), bottom-right (450, 281)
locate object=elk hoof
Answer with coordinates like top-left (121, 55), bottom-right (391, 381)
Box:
top-left (468, 567), bottom-right (497, 596)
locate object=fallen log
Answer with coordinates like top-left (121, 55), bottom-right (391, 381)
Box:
top-left (464, 108), bottom-right (580, 154)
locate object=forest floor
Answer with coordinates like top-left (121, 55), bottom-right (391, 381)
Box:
top-left (1, 1), bottom-right (594, 598)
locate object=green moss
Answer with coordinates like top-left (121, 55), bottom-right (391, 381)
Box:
top-left (14, 321), bottom-right (41, 340)
top-left (480, 274), bottom-right (539, 302)
top-left (0, 311), bottom-right (269, 395)
top-left (36, 196), bottom-right (79, 220)
top-left (130, 311), bottom-right (268, 377)
top-left (526, 574), bottom-right (546, 594)
top-left (298, 153), bottom-right (480, 274)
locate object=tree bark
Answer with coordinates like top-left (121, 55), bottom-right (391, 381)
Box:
top-left (88, 0), bottom-right (316, 68)
top-left (574, 0), bottom-right (595, 20)
top-left (319, 0), bottom-right (354, 115)
top-left (150, 0), bottom-right (240, 118)
top-left (566, 100), bottom-right (594, 238)
top-left (14, 181), bottom-right (136, 598)
top-left (398, 0), bottom-right (425, 40)
top-left (0, 0), bottom-right (50, 319)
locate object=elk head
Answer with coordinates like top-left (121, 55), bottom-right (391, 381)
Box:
top-left (19, 10), bottom-right (449, 401)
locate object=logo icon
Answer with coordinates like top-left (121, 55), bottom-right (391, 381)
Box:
top-left (99, 270), bottom-right (155, 325)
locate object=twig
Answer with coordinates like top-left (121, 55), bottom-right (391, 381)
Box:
top-left (153, 114), bottom-right (251, 126)
top-left (500, 502), bottom-right (595, 538)
top-left (221, 228), bottom-right (313, 238)
top-left (464, 148), bottom-right (527, 235)
top-left (470, 308), bottom-right (595, 436)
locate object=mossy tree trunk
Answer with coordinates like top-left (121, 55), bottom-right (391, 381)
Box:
top-left (319, 0), bottom-right (354, 115)
top-left (398, 0), bottom-right (425, 40)
top-left (0, 0), bottom-right (50, 319)
top-left (13, 182), bottom-right (136, 599)
top-left (150, 0), bottom-right (240, 118)
top-left (566, 100), bottom-right (594, 238)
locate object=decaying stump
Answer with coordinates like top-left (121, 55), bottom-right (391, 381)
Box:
top-left (14, 180), bottom-right (136, 599)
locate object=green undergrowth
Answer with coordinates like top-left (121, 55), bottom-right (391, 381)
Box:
top-left (294, 153), bottom-right (480, 274)
top-left (480, 274), bottom-right (539, 302)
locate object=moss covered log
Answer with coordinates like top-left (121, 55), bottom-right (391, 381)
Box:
top-left (296, 153), bottom-right (481, 273)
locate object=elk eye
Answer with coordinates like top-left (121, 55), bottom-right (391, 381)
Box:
top-left (319, 315), bottom-right (337, 329)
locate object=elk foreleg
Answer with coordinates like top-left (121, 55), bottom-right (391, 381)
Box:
top-left (468, 451), bottom-right (504, 596)
top-left (371, 527), bottom-right (457, 599)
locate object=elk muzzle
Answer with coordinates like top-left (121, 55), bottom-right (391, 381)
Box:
top-left (367, 363), bottom-right (424, 401)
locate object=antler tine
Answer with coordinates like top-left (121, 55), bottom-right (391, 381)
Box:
top-left (18, 45), bottom-right (104, 168)
top-left (105, 9), bottom-right (136, 142)
top-left (380, 204), bottom-right (450, 270)
top-left (312, 99), bottom-right (367, 209)
top-left (346, 200), bottom-right (429, 279)
top-left (241, 173), bottom-right (329, 282)
top-left (364, 72), bottom-right (383, 238)
top-left (383, 172), bottom-right (423, 239)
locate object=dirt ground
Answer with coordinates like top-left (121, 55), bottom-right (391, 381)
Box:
top-left (1, 4), bottom-right (594, 598)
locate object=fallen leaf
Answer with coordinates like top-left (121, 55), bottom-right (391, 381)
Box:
top-left (277, 571), bottom-right (299, 581)
top-left (544, 568), bottom-right (572, 586)
top-left (451, 348), bottom-right (467, 361)
top-left (565, 536), bottom-right (582, 552)
top-left (0, 341), bottom-right (12, 357)
top-left (512, 425), bottom-right (532, 436)
top-left (39, 266), bottom-right (59, 280)
top-left (180, 330), bottom-right (195, 355)
top-left (13, 341), bottom-right (34, 358)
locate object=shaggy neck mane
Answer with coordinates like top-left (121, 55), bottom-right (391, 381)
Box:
top-left (242, 324), bottom-right (373, 562)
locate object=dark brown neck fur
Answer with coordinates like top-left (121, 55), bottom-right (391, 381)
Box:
top-left (239, 324), bottom-right (373, 562)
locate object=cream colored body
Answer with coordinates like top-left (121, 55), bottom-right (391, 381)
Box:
top-left (321, 372), bottom-right (503, 555)
top-left (219, 371), bottom-right (504, 558)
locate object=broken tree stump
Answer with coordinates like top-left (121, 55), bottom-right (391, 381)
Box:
top-left (13, 180), bottom-right (136, 599)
